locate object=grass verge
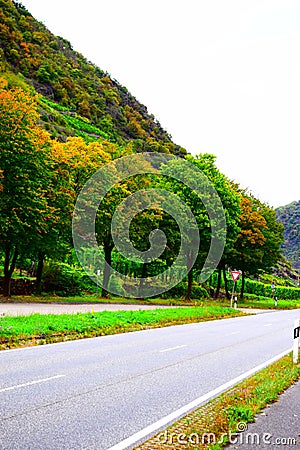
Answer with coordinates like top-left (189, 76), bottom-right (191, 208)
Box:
top-left (0, 306), bottom-right (244, 350)
top-left (238, 294), bottom-right (300, 310)
top-left (136, 353), bottom-right (300, 449)
top-left (2, 293), bottom-right (300, 310)
top-left (0, 294), bottom-right (189, 306)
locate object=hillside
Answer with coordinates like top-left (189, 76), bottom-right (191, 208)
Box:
top-left (276, 200), bottom-right (300, 269)
top-left (0, 0), bottom-right (186, 156)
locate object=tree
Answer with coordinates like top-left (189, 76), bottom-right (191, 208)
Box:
top-left (190, 155), bottom-right (241, 300)
top-left (160, 154), bottom-right (240, 300)
top-left (0, 78), bottom-right (52, 296)
top-left (33, 136), bottom-right (114, 290)
top-left (252, 197), bottom-right (284, 273)
top-left (229, 195), bottom-right (284, 297)
top-left (94, 154), bottom-right (159, 297)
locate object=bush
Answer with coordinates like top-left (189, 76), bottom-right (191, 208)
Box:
top-left (108, 274), bottom-right (125, 297)
top-left (42, 262), bottom-right (87, 296)
top-left (162, 282), bottom-right (209, 300)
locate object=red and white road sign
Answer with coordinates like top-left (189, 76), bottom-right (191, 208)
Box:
top-left (230, 271), bottom-right (241, 281)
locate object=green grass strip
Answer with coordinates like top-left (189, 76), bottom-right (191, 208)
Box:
top-left (4, 293), bottom-right (300, 310)
top-left (238, 294), bottom-right (300, 310)
top-left (0, 306), bottom-right (243, 350)
top-left (137, 353), bottom-right (300, 449)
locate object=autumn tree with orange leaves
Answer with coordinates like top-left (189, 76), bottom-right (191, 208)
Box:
top-left (0, 78), bottom-right (53, 296)
top-left (229, 195), bottom-right (283, 297)
top-left (34, 136), bottom-right (116, 291)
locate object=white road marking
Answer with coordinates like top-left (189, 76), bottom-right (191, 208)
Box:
top-left (264, 324), bottom-right (273, 327)
top-left (159, 345), bottom-right (187, 353)
top-left (107, 348), bottom-right (291, 450)
top-left (225, 331), bottom-right (240, 336)
top-left (0, 375), bottom-right (65, 393)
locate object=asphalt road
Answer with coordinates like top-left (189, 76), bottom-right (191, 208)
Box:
top-left (0, 309), bottom-right (299, 450)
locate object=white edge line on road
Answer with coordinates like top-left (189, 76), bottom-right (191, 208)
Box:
top-left (107, 348), bottom-right (292, 450)
top-left (159, 345), bottom-right (187, 353)
top-left (0, 374), bottom-right (65, 393)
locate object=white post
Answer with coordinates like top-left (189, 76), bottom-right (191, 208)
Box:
top-left (230, 281), bottom-right (236, 308)
top-left (233, 296), bottom-right (238, 309)
top-left (96, 269), bottom-right (100, 297)
top-left (293, 319), bottom-right (300, 364)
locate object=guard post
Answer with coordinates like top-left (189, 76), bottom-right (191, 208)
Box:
top-left (233, 296), bottom-right (238, 309)
top-left (293, 319), bottom-right (300, 364)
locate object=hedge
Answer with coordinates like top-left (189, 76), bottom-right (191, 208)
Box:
top-left (243, 279), bottom-right (300, 300)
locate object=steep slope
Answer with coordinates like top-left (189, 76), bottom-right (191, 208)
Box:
top-left (276, 200), bottom-right (300, 269)
top-left (0, 0), bottom-right (186, 155)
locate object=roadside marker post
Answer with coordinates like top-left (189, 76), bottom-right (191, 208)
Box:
top-left (233, 296), bottom-right (238, 309)
top-left (293, 319), bottom-right (300, 364)
top-left (96, 269), bottom-right (100, 297)
top-left (230, 271), bottom-right (241, 308)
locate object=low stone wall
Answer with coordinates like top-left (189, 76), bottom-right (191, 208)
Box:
top-left (0, 278), bottom-right (36, 295)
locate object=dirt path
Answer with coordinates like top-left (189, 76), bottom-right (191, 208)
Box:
top-left (0, 302), bottom-right (178, 316)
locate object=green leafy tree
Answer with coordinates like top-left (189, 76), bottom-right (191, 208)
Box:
top-left (160, 154), bottom-right (240, 301)
top-left (94, 154), bottom-right (159, 297)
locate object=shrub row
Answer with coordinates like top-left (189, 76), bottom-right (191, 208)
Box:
top-left (243, 279), bottom-right (300, 300)
top-left (41, 263), bottom-right (210, 299)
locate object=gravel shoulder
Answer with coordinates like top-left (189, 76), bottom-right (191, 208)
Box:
top-left (0, 302), bottom-right (180, 316)
top-left (0, 303), bottom-right (274, 317)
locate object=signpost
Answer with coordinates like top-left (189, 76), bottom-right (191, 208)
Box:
top-left (230, 270), bottom-right (241, 308)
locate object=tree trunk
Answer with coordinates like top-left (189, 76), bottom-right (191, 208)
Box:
top-left (222, 264), bottom-right (230, 299)
top-left (214, 265), bottom-right (222, 299)
top-left (185, 270), bottom-right (193, 301)
top-left (240, 271), bottom-right (245, 299)
top-left (208, 273), bottom-right (215, 298)
top-left (185, 249), bottom-right (194, 301)
top-left (138, 261), bottom-right (148, 298)
top-left (101, 243), bottom-right (113, 297)
top-left (3, 246), bottom-right (18, 297)
top-left (35, 251), bottom-right (45, 294)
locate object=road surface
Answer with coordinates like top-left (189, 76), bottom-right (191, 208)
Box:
top-left (0, 309), bottom-right (299, 449)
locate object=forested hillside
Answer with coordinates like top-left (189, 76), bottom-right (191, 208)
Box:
top-left (0, 0), bottom-right (286, 299)
top-left (276, 201), bottom-right (300, 269)
top-left (0, 0), bottom-right (186, 156)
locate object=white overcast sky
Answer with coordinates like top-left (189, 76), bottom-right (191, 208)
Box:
top-left (20, 0), bottom-right (300, 208)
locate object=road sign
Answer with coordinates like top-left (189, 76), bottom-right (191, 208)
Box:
top-left (230, 271), bottom-right (241, 281)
